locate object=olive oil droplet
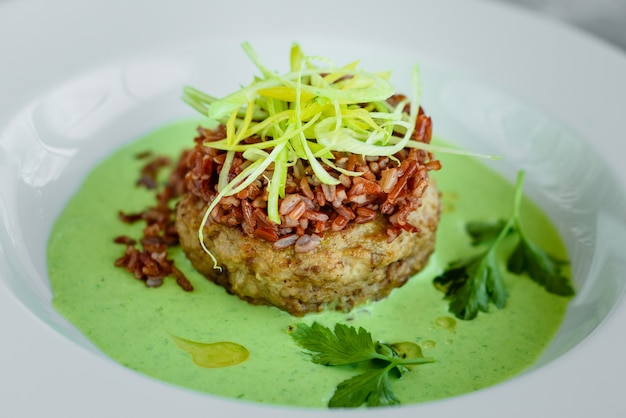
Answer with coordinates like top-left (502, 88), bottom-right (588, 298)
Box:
top-left (171, 335), bottom-right (249, 368)
top-left (390, 341), bottom-right (424, 359)
top-left (434, 316), bottom-right (457, 332)
top-left (421, 340), bottom-right (437, 349)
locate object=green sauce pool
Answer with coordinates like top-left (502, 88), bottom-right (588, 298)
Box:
top-left (47, 118), bottom-right (571, 407)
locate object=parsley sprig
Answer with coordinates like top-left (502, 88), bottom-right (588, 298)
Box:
top-left (434, 171), bottom-right (574, 320)
top-left (290, 322), bottom-right (434, 408)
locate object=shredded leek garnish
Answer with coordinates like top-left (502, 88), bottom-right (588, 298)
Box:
top-left (182, 42), bottom-right (491, 270)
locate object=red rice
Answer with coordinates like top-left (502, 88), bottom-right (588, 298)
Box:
top-left (181, 102), bottom-right (439, 252)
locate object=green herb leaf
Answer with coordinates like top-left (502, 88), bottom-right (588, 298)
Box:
top-left (433, 252), bottom-right (508, 320)
top-left (507, 235), bottom-right (574, 296)
top-left (290, 322), bottom-right (434, 408)
top-left (434, 171), bottom-right (574, 320)
top-left (466, 219), bottom-right (509, 246)
top-left (329, 367), bottom-right (400, 408)
top-left (290, 322), bottom-right (379, 366)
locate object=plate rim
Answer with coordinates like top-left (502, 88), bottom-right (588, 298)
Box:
top-left (1, 0), bottom-right (626, 417)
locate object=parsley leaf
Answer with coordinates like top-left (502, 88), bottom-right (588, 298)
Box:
top-left (434, 171), bottom-right (574, 320)
top-left (290, 322), bottom-right (434, 408)
top-left (329, 366), bottom-right (399, 407)
top-left (289, 321), bottom-right (378, 366)
top-left (434, 245), bottom-right (509, 320)
top-left (465, 219), bottom-right (509, 246)
top-left (506, 171), bottom-right (574, 297)
top-left (507, 233), bottom-right (574, 296)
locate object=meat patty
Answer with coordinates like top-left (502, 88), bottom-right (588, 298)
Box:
top-left (175, 179), bottom-right (440, 316)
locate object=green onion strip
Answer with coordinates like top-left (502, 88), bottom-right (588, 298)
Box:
top-left (182, 42), bottom-right (493, 270)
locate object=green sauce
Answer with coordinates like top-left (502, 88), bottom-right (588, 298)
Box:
top-left (47, 119), bottom-right (570, 407)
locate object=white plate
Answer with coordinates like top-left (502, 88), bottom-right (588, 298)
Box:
top-left (1, 0), bottom-right (626, 417)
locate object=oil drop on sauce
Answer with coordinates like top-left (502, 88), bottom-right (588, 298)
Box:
top-left (47, 119), bottom-right (571, 408)
top-left (434, 316), bottom-right (457, 332)
top-left (170, 336), bottom-right (249, 368)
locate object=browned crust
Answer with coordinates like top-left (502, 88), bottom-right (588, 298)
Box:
top-left (175, 178), bottom-right (440, 316)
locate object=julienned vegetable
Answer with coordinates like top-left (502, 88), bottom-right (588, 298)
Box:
top-left (434, 171), bottom-right (574, 320)
top-left (181, 42), bottom-right (486, 269)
